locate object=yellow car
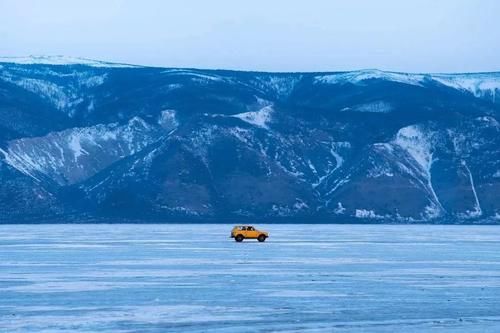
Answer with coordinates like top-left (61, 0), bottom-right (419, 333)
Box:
top-left (230, 225), bottom-right (268, 242)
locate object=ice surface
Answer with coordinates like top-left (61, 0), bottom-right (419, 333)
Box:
top-left (0, 224), bottom-right (499, 332)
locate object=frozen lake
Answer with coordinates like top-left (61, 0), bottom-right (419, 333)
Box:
top-left (0, 224), bottom-right (499, 332)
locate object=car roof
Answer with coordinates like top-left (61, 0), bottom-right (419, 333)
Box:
top-left (234, 225), bottom-right (253, 227)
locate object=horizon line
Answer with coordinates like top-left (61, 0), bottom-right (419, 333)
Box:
top-left (1, 55), bottom-right (500, 75)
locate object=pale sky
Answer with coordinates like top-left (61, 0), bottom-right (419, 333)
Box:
top-left (0, 0), bottom-right (499, 72)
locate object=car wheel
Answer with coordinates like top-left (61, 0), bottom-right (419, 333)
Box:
top-left (235, 235), bottom-right (244, 242)
top-left (258, 234), bottom-right (266, 242)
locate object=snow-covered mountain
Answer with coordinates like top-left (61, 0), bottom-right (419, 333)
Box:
top-left (0, 55), bottom-right (139, 68)
top-left (0, 58), bottom-right (499, 223)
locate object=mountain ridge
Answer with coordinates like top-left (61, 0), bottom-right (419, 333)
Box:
top-left (0, 58), bottom-right (499, 223)
top-left (2, 55), bottom-right (500, 75)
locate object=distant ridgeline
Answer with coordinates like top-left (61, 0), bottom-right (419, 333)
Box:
top-left (0, 56), bottom-right (499, 223)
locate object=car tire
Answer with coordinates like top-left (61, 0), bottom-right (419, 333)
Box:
top-left (257, 234), bottom-right (266, 242)
top-left (235, 235), bottom-right (244, 242)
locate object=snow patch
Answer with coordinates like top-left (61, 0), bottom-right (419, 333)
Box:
top-left (251, 75), bottom-right (302, 98)
top-left (423, 204), bottom-right (441, 219)
top-left (2, 117), bottom-right (160, 185)
top-left (293, 199), bottom-right (309, 211)
top-left (334, 202), bottom-right (346, 214)
top-left (227, 127), bottom-right (252, 145)
top-left (393, 126), bottom-right (433, 172)
top-left (455, 161), bottom-right (482, 219)
top-left (369, 145), bottom-right (396, 177)
top-left (342, 101), bottom-right (394, 113)
top-left (314, 70), bottom-right (500, 102)
top-left (0, 148), bottom-right (42, 181)
top-left (68, 133), bottom-right (89, 162)
top-left (315, 69), bottom-right (425, 87)
top-left (163, 83), bottom-right (183, 92)
top-left (158, 110), bottom-right (179, 131)
top-left (1, 76), bottom-right (79, 111)
top-left (392, 125), bottom-right (444, 217)
top-left (162, 70), bottom-right (225, 82)
top-left (0, 71), bottom-right (107, 114)
top-left (476, 116), bottom-right (500, 128)
top-left (80, 73), bottom-right (107, 87)
top-left (325, 177), bottom-right (350, 196)
top-left (330, 145), bottom-right (345, 170)
top-left (355, 209), bottom-right (383, 219)
top-left (431, 73), bottom-right (500, 102)
top-left (0, 55), bottom-right (139, 68)
top-left (159, 206), bottom-right (201, 216)
top-left (231, 105), bottom-right (274, 129)
top-left (368, 165), bottom-right (394, 178)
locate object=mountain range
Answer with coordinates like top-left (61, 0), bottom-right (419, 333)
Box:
top-left (0, 56), bottom-right (499, 223)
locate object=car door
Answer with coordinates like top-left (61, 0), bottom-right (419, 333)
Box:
top-left (246, 227), bottom-right (258, 238)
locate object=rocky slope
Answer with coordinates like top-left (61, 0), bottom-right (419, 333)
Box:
top-left (0, 57), bottom-right (499, 223)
